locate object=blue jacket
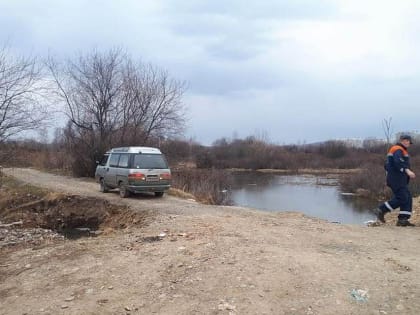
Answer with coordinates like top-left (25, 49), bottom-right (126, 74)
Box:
top-left (385, 143), bottom-right (410, 189)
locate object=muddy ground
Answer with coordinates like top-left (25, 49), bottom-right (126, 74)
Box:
top-left (1, 168), bottom-right (420, 315)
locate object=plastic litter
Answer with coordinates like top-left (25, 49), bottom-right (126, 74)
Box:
top-left (350, 289), bottom-right (369, 302)
top-left (364, 220), bottom-right (376, 225)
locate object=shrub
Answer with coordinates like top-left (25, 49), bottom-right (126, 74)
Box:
top-left (171, 168), bottom-right (233, 205)
top-left (339, 164), bottom-right (388, 199)
top-left (319, 141), bottom-right (348, 159)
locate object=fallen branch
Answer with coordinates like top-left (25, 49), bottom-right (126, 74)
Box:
top-left (0, 221), bottom-right (23, 228)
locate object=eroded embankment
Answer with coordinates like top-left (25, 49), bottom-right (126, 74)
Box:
top-left (0, 176), bottom-right (152, 249)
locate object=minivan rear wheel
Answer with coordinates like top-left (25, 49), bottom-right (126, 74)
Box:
top-left (154, 192), bottom-right (164, 197)
top-left (119, 182), bottom-right (130, 198)
top-left (99, 178), bottom-right (109, 193)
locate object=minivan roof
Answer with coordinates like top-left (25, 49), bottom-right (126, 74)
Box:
top-left (108, 147), bottom-right (162, 154)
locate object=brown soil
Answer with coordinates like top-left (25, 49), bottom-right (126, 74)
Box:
top-left (1, 168), bottom-right (420, 315)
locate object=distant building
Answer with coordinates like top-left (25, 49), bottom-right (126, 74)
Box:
top-left (362, 137), bottom-right (387, 149)
top-left (331, 138), bottom-right (364, 148)
top-left (309, 133), bottom-right (418, 149)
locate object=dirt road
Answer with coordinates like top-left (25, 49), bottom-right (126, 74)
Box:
top-left (1, 168), bottom-right (420, 315)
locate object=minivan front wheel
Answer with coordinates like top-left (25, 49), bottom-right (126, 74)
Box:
top-left (154, 192), bottom-right (164, 197)
top-left (99, 178), bottom-right (109, 193)
top-left (119, 182), bottom-right (130, 198)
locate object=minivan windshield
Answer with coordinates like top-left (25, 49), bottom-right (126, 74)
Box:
top-left (133, 154), bottom-right (168, 169)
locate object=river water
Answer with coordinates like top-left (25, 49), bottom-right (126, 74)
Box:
top-left (231, 172), bottom-right (378, 225)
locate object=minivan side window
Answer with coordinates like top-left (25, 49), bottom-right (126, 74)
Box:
top-left (118, 154), bottom-right (130, 168)
top-left (109, 154), bottom-right (120, 167)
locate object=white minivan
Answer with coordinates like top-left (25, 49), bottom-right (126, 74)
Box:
top-left (95, 147), bottom-right (171, 198)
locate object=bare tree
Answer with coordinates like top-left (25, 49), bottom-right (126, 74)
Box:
top-left (47, 49), bottom-right (125, 151)
top-left (0, 47), bottom-right (46, 142)
top-left (47, 48), bottom-right (187, 176)
top-left (382, 117), bottom-right (393, 146)
top-left (120, 61), bottom-right (186, 144)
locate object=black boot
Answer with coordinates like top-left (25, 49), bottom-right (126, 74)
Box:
top-left (396, 220), bottom-right (415, 227)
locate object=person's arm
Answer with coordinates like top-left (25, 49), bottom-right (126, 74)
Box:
top-left (406, 169), bottom-right (416, 179)
top-left (393, 149), bottom-right (416, 178)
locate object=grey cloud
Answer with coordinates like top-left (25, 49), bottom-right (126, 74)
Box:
top-left (163, 0), bottom-right (337, 20)
top-left (206, 42), bottom-right (261, 61)
top-left (174, 61), bottom-right (289, 95)
top-left (163, 0), bottom-right (338, 63)
top-left (205, 30), bottom-right (269, 61)
top-left (166, 14), bottom-right (270, 61)
top-left (0, 0), bottom-right (159, 57)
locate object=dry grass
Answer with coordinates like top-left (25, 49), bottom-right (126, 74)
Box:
top-left (0, 175), bottom-right (48, 197)
top-left (171, 169), bottom-right (233, 205)
top-left (167, 188), bottom-right (196, 200)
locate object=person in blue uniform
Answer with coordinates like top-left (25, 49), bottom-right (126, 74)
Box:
top-left (376, 134), bottom-right (416, 226)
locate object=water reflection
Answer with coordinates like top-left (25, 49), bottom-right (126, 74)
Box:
top-left (231, 172), bottom-right (377, 224)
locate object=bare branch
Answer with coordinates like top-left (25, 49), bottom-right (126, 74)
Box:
top-left (382, 117), bottom-right (393, 146)
top-left (47, 48), bottom-right (187, 175)
top-left (0, 47), bottom-right (47, 142)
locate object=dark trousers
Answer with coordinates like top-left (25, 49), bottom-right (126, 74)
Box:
top-left (379, 185), bottom-right (412, 220)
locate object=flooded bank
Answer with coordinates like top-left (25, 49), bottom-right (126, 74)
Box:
top-left (231, 173), bottom-right (378, 224)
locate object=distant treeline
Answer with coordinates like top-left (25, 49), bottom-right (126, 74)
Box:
top-left (195, 137), bottom-right (388, 170)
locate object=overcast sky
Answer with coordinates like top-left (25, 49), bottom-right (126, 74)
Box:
top-left (1, 0), bottom-right (420, 145)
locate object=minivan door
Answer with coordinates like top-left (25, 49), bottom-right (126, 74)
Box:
top-left (105, 153), bottom-right (120, 187)
top-left (95, 154), bottom-right (109, 180)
